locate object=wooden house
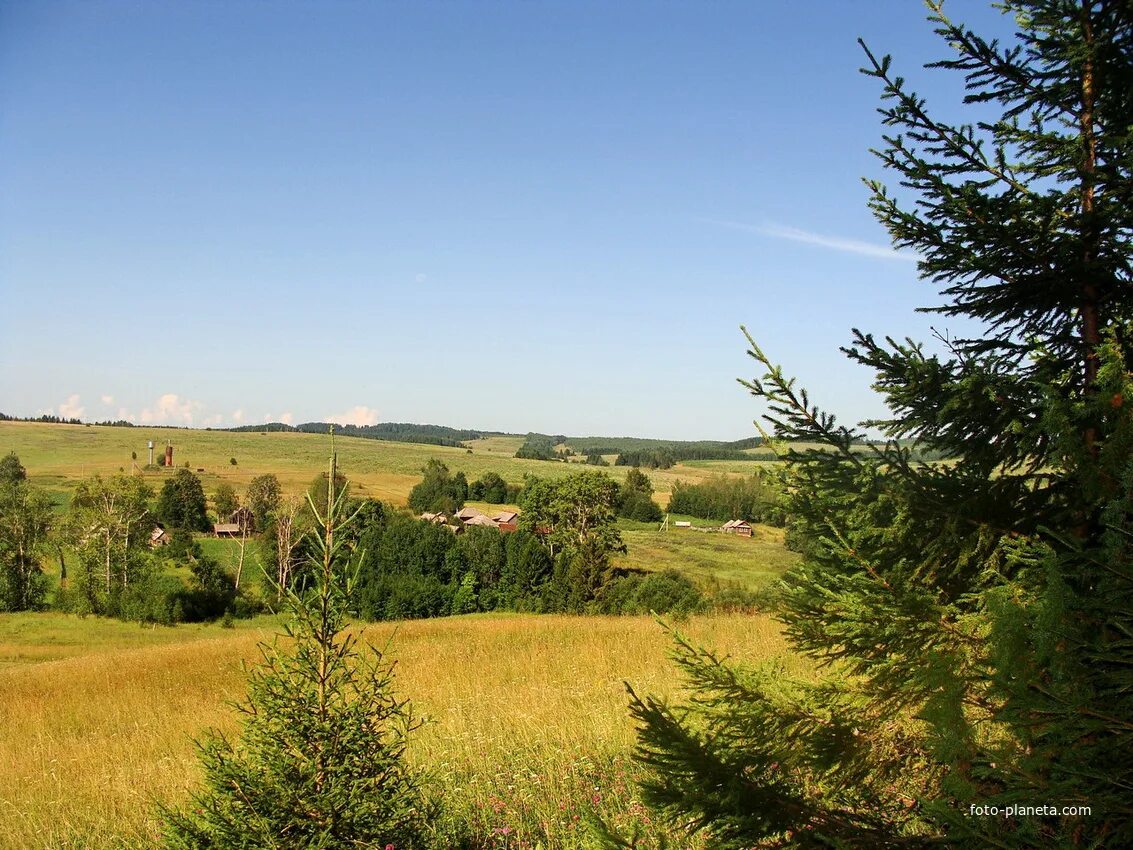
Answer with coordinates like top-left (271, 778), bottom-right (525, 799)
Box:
top-left (214, 522), bottom-right (242, 538)
top-left (721, 519), bottom-right (753, 537)
top-left (492, 510), bottom-right (519, 532)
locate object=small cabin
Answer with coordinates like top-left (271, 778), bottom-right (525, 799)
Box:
top-left (213, 523), bottom-right (242, 538)
top-left (721, 519), bottom-right (754, 537)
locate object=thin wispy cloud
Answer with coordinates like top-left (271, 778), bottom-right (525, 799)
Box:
top-left (708, 218), bottom-right (916, 262)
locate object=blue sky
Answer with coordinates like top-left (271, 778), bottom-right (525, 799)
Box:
top-left (1, 1), bottom-right (1012, 440)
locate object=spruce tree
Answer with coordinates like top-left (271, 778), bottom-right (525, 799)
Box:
top-left (619, 2), bottom-right (1133, 847)
top-left (160, 452), bottom-right (433, 849)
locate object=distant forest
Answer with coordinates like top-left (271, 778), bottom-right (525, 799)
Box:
top-left (563, 435), bottom-right (765, 468)
top-left (226, 422), bottom-right (488, 447)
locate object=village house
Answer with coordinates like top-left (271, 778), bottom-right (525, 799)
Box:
top-left (492, 510), bottom-right (519, 532)
top-left (419, 505), bottom-right (523, 534)
top-left (213, 522), bottom-right (242, 538)
top-left (721, 519), bottom-right (753, 538)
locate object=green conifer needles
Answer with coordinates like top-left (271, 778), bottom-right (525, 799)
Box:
top-left (620, 2), bottom-right (1133, 847)
top-left (160, 453), bottom-right (432, 850)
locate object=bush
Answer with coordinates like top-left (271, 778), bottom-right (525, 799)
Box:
top-left (619, 490), bottom-right (663, 523)
top-left (599, 570), bottom-right (704, 616)
top-left (118, 573), bottom-right (185, 626)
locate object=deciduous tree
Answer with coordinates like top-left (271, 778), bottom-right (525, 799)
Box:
top-left (246, 473), bottom-right (281, 532)
top-left (0, 451), bottom-right (27, 488)
top-left (211, 483), bottom-right (238, 522)
top-left (0, 462), bottom-right (53, 611)
top-left (520, 471), bottom-right (626, 609)
top-left (156, 468), bottom-right (210, 532)
top-left (66, 474), bottom-right (154, 615)
top-left (406, 459), bottom-right (465, 514)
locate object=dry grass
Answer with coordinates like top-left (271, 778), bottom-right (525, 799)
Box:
top-left (0, 611), bottom-right (802, 849)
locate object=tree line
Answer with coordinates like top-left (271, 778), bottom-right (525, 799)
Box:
top-left (667, 472), bottom-right (786, 524)
top-left (226, 421), bottom-right (486, 447)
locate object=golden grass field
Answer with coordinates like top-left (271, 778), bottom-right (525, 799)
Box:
top-left (0, 611), bottom-right (806, 850)
top-left (0, 421), bottom-right (769, 509)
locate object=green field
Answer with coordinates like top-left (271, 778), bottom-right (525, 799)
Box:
top-left (0, 421), bottom-right (759, 508)
top-left (616, 519), bottom-right (796, 589)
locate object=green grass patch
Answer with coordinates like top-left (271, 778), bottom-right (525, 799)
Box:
top-left (614, 521), bottom-right (797, 590)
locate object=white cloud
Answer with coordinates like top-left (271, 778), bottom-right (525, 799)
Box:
top-left (326, 405), bottom-right (379, 427)
top-left (138, 393), bottom-right (205, 426)
top-left (279, 411), bottom-right (294, 425)
top-left (708, 218), bottom-right (915, 261)
top-left (58, 394), bottom-right (85, 419)
top-left (232, 409), bottom-right (245, 424)
top-left (100, 394), bottom-right (115, 406)
top-left (415, 272), bottom-right (428, 284)
top-left (203, 413), bottom-right (224, 427)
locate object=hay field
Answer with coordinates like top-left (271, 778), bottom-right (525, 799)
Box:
top-left (0, 611), bottom-right (803, 849)
top-left (1, 421), bottom-right (747, 508)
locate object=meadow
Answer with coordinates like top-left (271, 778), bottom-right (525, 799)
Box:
top-left (617, 520), bottom-right (795, 590)
top-left (0, 421), bottom-right (800, 848)
top-left (0, 610), bottom-right (807, 850)
top-left (0, 421), bottom-right (765, 509)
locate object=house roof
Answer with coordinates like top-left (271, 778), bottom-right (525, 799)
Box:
top-left (456, 506), bottom-right (484, 520)
top-left (214, 523), bottom-right (242, 534)
top-left (464, 514), bottom-right (499, 527)
top-left (722, 519), bottom-right (752, 529)
top-left (492, 511), bottom-right (519, 524)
